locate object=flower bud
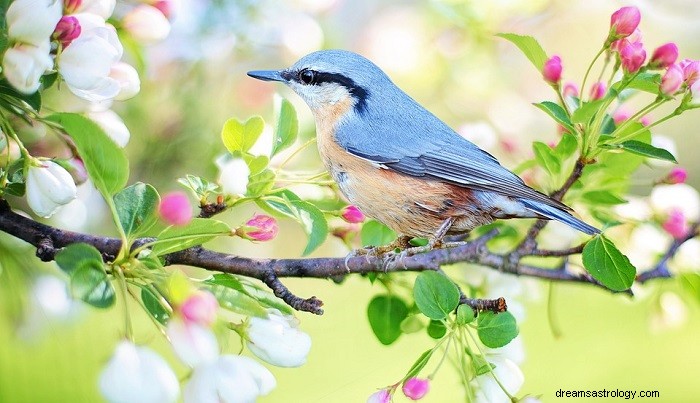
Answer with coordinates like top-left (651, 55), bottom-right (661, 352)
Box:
top-left (26, 161), bottom-right (78, 218)
top-left (159, 191), bottom-right (193, 226)
top-left (367, 389), bottom-right (392, 403)
top-left (662, 208), bottom-right (689, 239)
top-left (99, 341), bottom-right (179, 403)
top-left (152, 0), bottom-right (175, 19)
top-left (562, 82), bottom-right (579, 98)
top-left (2, 42), bottom-right (53, 94)
top-left (660, 64), bottom-right (683, 95)
top-left (542, 55), bottom-right (562, 84)
top-left (620, 41), bottom-right (646, 74)
top-left (180, 291), bottom-right (218, 327)
top-left (612, 107), bottom-right (631, 125)
top-left (665, 168), bottom-right (687, 185)
top-left (649, 43), bottom-right (679, 69)
top-left (7, 0), bottom-right (62, 47)
top-left (610, 6), bottom-right (641, 38)
top-left (59, 157), bottom-right (89, 185)
top-left (68, 0), bottom-right (116, 19)
top-left (64, 0), bottom-right (82, 14)
top-left (110, 62), bottom-right (141, 101)
top-left (246, 309), bottom-right (312, 367)
top-left (239, 214), bottom-right (278, 242)
top-left (402, 378), bottom-right (430, 400)
top-left (341, 205), bottom-right (366, 223)
top-left (122, 4), bottom-right (171, 45)
top-left (53, 16), bottom-right (82, 48)
top-left (589, 81), bottom-right (606, 100)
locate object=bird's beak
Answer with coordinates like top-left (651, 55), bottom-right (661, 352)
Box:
top-left (247, 70), bottom-right (285, 82)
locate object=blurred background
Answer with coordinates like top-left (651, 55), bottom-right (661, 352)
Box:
top-left (2, 0), bottom-right (700, 401)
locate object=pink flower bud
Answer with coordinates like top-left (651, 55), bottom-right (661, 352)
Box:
top-left (611, 29), bottom-right (642, 53)
top-left (367, 389), bottom-right (391, 403)
top-left (681, 59), bottom-right (700, 86)
top-left (402, 378), bottom-right (430, 400)
top-left (341, 205), bottom-right (365, 223)
top-left (562, 82), bottom-right (579, 98)
top-left (640, 115), bottom-right (651, 126)
top-left (159, 191), bottom-right (193, 226)
top-left (610, 6), bottom-right (641, 38)
top-left (620, 41), bottom-right (646, 74)
top-left (665, 167), bottom-right (687, 184)
top-left (241, 214), bottom-right (278, 241)
top-left (662, 208), bottom-right (689, 239)
top-left (661, 64), bottom-right (684, 95)
top-left (649, 43), bottom-right (679, 69)
top-left (542, 55), bottom-right (562, 84)
top-left (152, 0), bottom-right (174, 19)
top-left (64, 157), bottom-right (88, 185)
top-left (64, 0), bottom-right (82, 14)
top-left (590, 82), bottom-right (606, 100)
top-left (53, 16), bottom-right (81, 48)
top-left (180, 291), bottom-right (219, 327)
top-left (612, 107), bottom-right (631, 125)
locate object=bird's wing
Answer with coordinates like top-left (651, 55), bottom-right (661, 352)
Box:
top-left (336, 110), bottom-right (570, 211)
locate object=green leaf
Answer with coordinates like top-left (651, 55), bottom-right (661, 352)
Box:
top-left (244, 154), bottom-right (270, 175)
top-left (609, 140), bottom-right (677, 163)
top-left (582, 235), bottom-right (636, 291)
top-left (427, 319), bottom-right (447, 339)
top-left (141, 287), bottom-right (170, 325)
top-left (400, 315), bottom-right (425, 334)
top-left (221, 116), bottom-right (265, 154)
top-left (55, 243), bottom-right (104, 276)
top-left (413, 271), bottom-right (460, 320)
top-left (468, 351), bottom-right (495, 376)
top-left (405, 349), bottom-right (434, 380)
top-left (532, 141), bottom-right (561, 175)
top-left (204, 283), bottom-right (266, 317)
top-left (272, 98), bottom-right (298, 156)
top-left (456, 304), bottom-right (475, 324)
top-left (534, 101), bottom-right (573, 132)
top-left (114, 182), bottom-right (160, 238)
top-left (151, 218), bottom-right (231, 256)
top-left (70, 265), bottom-right (115, 308)
top-left (265, 196), bottom-right (328, 255)
top-left (0, 79), bottom-right (41, 111)
top-left (571, 100), bottom-right (603, 124)
top-left (582, 190), bottom-right (627, 205)
top-left (247, 169), bottom-right (276, 197)
top-left (612, 72), bottom-right (661, 94)
top-left (205, 273), bottom-right (293, 315)
top-left (496, 33), bottom-right (548, 71)
top-left (47, 113), bottom-right (128, 196)
top-left (360, 220), bottom-right (396, 247)
top-left (476, 311), bottom-right (518, 348)
top-left (554, 133), bottom-right (578, 160)
top-left (367, 295), bottom-right (409, 345)
top-left (679, 273), bottom-right (700, 304)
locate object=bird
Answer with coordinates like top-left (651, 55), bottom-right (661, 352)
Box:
top-left (248, 50), bottom-right (599, 251)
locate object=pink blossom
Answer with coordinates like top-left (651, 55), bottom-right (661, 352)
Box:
top-left (562, 82), bottom-right (579, 98)
top-left (367, 389), bottom-right (391, 403)
top-left (610, 6), bottom-right (641, 38)
top-left (341, 205), bottom-right (365, 223)
top-left (662, 208), bottom-right (689, 239)
top-left (53, 16), bottom-right (81, 48)
top-left (620, 41), bottom-right (646, 74)
top-left (159, 191), bottom-right (193, 226)
top-left (611, 29), bottom-right (641, 53)
top-left (661, 64), bottom-right (684, 95)
top-left (542, 55), bottom-right (562, 84)
top-left (649, 43), bottom-right (679, 69)
top-left (180, 291), bottom-right (219, 327)
top-left (681, 59), bottom-right (700, 86)
top-left (590, 82), bottom-right (606, 100)
top-left (241, 214), bottom-right (278, 241)
top-left (665, 168), bottom-right (687, 185)
top-left (402, 378), bottom-right (430, 400)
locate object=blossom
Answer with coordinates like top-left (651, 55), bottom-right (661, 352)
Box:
top-left (7, 0), bottom-right (62, 46)
top-left (98, 341), bottom-right (179, 403)
top-left (2, 42), bottom-right (53, 94)
top-left (341, 205), bottom-right (366, 223)
top-left (180, 291), bottom-right (219, 327)
top-left (620, 41), bottom-right (646, 74)
top-left (681, 59), bottom-right (700, 86)
top-left (367, 389), bottom-right (392, 403)
top-left (609, 6), bottom-right (641, 38)
top-left (26, 160), bottom-right (78, 218)
top-left (183, 355), bottom-right (276, 403)
top-left (542, 55), bottom-right (562, 84)
top-left (402, 378), bottom-right (430, 400)
top-left (58, 14), bottom-right (124, 102)
top-left (216, 156), bottom-right (250, 196)
top-left (246, 309), bottom-right (312, 367)
top-left (474, 357), bottom-right (524, 403)
top-left (665, 167), bottom-right (687, 185)
top-left (650, 184), bottom-right (700, 221)
top-left (660, 64), bottom-right (683, 95)
top-left (239, 214), bottom-right (279, 242)
top-left (649, 43), bottom-right (679, 69)
top-left (662, 208), bottom-right (689, 239)
top-left (691, 81), bottom-right (700, 106)
top-left (167, 318), bottom-right (219, 367)
top-left (152, 0), bottom-right (176, 19)
top-left (110, 62), bottom-right (141, 100)
top-left (122, 4), bottom-right (171, 45)
top-left (159, 191), bottom-right (193, 226)
top-left (66, 0), bottom-right (116, 19)
top-left (87, 109), bottom-right (131, 147)
top-left (589, 81), bottom-right (606, 100)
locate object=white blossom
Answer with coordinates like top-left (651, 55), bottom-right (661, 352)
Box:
top-left (246, 309), bottom-right (312, 367)
top-left (68, 0), bottom-right (116, 19)
top-left (6, 0), bottom-right (62, 46)
top-left (474, 357), bottom-right (524, 403)
top-left (2, 42), bottom-right (53, 94)
top-left (122, 5), bottom-right (171, 45)
top-left (216, 155), bottom-right (250, 196)
top-left (183, 355), bottom-right (275, 403)
top-left (87, 109), bottom-right (131, 147)
top-left (26, 161), bottom-right (78, 218)
top-left (650, 184), bottom-right (700, 221)
top-left (99, 341), bottom-right (180, 403)
top-left (110, 62), bottom-right (141, 101)
top-left (167, 318), bottom-right (219, 367)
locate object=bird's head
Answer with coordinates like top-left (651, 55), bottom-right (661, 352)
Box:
top-left (248, 50), bottom-right (391, 116)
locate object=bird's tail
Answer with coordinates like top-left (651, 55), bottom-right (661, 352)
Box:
top-left (518, 199), bottom-right (600, 235)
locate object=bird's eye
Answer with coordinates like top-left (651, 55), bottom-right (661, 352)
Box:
top-left (298, 69), bottom-right (317, 85)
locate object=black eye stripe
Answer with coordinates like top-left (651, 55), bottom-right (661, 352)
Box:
top-left (293, 70), bottom-right (369, 114)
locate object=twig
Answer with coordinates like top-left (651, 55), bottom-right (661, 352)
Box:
top-left (637, 222), bottom-right (700, 283)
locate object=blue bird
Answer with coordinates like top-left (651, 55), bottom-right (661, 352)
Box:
top-left (248, 50), bottom-right (598, 250)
